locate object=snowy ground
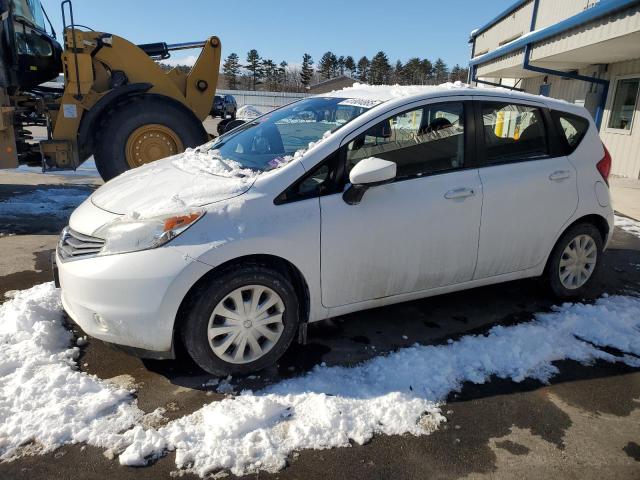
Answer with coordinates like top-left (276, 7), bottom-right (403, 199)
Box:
top-left (1, 278), bottom-right (640, 477)
top-left (616, 214), bottom-right (640, 239)
top-left (13, 158), bottom-right (100, 178)
top-left (0, 188), bottom-right (92, 218)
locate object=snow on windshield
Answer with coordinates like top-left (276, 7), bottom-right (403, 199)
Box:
top-left (172, 147), bottom-right (259, 178)
top-left (3, 281), bottom-right (640, 476)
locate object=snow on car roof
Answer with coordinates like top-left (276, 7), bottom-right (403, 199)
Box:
top-left (320, 81), bottom-right (578, 113)
top-left (321, 81), bottom-right (469, 102)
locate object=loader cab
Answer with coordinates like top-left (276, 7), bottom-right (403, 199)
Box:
top-left (0, 0), bottom-right (62, 91)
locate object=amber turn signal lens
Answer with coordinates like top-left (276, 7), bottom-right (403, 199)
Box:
top-left (163, 213), bottom-right (201, 232)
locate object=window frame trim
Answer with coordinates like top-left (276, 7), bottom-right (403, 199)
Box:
top-left (604, 74), bottom-right (640, 136)
top-left (473, 99), bottom-right (557, 168)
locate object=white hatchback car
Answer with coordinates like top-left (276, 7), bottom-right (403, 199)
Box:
top-left (56, 85), bottom-right (614, 375)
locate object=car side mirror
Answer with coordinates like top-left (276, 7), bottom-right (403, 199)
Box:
top-left (343, 157), bottom-right (396, 205)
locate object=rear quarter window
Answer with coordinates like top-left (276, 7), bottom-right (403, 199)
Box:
top-left (551, 111), bottom-right (590, 154)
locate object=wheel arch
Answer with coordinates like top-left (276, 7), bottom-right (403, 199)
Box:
top-left (173, 254), bottom-right (311, 348)
top-left (543, 213), bottom-right (610, 274)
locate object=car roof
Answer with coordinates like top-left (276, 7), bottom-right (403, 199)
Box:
top-left (318, 82), bottom-right (583, 116)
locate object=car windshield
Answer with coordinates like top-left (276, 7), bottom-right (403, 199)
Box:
top-left (206, 97), bottom-right (377, 171)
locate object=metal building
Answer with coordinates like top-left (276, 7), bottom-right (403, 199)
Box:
top-left (469, 0), bottom-right (640, 178)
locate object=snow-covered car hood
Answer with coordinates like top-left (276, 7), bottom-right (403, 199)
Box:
top-left (91, 149), bottom-right (259, 217)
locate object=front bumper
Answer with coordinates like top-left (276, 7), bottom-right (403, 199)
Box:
top-left (57, 246), bottom-right (210, 353)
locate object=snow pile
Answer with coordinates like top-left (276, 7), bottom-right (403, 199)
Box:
top-left (3, 283), bottom-right (640, 476)
top-left (117, 294), bottom-right (640, 476)
top-left (615, 214), bottom-right (640, 238)
top-left (172, 148), bottom-right (257, 179)
top-left (0, 188), bottom-right (91, 217)
top-left (324, 81), bottom-right (470, 102)
top-left (236, 105), bottom-right (262, 120)
top-left (0, 283), bottom-right (143, 460)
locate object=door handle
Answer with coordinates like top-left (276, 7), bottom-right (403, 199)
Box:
top-left (549, 170), bottom-right (571, 181)
top-left (444, 187), bottom-right (476, 200)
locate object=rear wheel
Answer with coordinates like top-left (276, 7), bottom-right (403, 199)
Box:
top-left (546, 223), bottom-right (603, 299)
top-left (181, 265), bottom-right (300, 376)
top-left (94, 95), bottom-right (208, 181)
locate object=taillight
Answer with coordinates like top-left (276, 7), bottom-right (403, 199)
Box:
top-left (596, 144), bottom-right (612, 185)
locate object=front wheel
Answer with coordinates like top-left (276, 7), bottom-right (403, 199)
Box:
top-left (181, 265), bottom-right (300, 376)
top-left (94, 95), bottom-right (208, 181)
top-left (546, 223), bottom-right (603, 299)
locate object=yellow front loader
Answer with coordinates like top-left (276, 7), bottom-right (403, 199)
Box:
top-left (0, 0), bottom-right (221, 180)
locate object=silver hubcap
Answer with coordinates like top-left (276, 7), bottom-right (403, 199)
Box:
top-left (208, 285), bottom-right (285, 364)
top-left (559, 234), bottom-right (597, 289)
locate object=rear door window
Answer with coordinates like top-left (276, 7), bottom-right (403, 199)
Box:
top-left (480, 102), bottom-right (549, 164)
top-left (551, 111), bottom-right (590, 153)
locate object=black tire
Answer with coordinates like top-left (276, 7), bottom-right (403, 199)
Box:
top-left (546, 223), bottom-right (603, 299)
top-left (217, 118), bottom-right (231, 135)
top-left (181, 264), bottom-right (300, 376)
top-left (223, 119), bottom-right (246, 133)
top-left (94, 94), bottom-right (208, 181)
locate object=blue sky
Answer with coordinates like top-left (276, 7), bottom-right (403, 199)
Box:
top-left (41, 0), bottom-right (514, 68)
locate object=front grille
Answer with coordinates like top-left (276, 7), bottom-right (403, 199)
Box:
top-left (58, 227), bottom-right (105, 261)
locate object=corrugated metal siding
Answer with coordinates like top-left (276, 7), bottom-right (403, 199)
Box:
top-left (520, 71), bottom-right (593, 103)
top-left (534, 0), bottom-right (596, 29)
top-left (476, 49), bottom-right (526, 77)
top-left (530, 4), bottom-right (640, 61)
top-left (601, 59), bottom-right (640, 179)
top-left (474, 1), bottom-right (534, 56)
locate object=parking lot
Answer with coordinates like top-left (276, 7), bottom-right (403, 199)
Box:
top-left (0, 147), bottom-right (639, 478)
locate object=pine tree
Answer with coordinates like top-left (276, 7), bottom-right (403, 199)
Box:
top-left (403, 57), bottom-right (422, 84)
top-left (344, 56), bottom-right (356, 77)
top-left (450, 64), bottom-right (468, 83)
top-left (318, 51), bottom-right (337, 80)
top-left (433, 58), bottom-right (449, 84)
top-left (262, 58), bottom-right (278, 90)
top-left (300, 53), bottom-right (314, 89)
top-left (420, 58), bottom-right (433, 83)
top-left (369, 51), bottom-right (391, 85)
top-left (278, 61), bottom-right (288, 89)
top-left (337, 56), bottom-right (346, 76)
top-left (222, 53), bottom-right (241, 90)
top-left (245, 49), bottom-right (263, 90)
top-left (356, 56), bottom-right (370, 82)
top-left (393, 60), bottom-right (405, 84)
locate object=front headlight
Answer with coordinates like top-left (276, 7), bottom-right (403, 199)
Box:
top-left (94, 209), bottom-right (205, 256)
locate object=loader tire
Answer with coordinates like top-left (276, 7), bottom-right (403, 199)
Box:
top-left (94, 95), bottom-right (208, 181)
